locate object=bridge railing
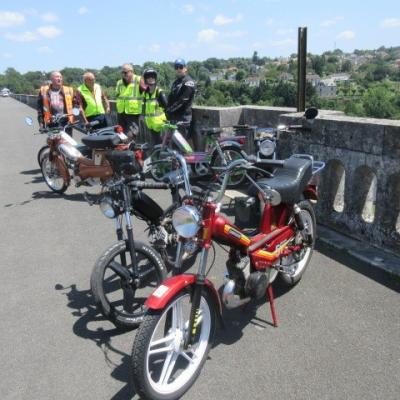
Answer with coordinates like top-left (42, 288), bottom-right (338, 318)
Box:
top-left (11, 94), bottom-right (400, 256)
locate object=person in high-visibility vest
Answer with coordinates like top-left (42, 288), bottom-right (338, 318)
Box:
top-left (37, 71), bottom-right (75, 136)
top-left (115, 63), bottom-right (146, 139)
top-left (74, 72), bottom-right (110, 129)
top-left (142, 69), bottom-right (168, 146)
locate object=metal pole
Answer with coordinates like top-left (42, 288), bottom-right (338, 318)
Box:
top-left (297, 27), bottom-right (307, 112)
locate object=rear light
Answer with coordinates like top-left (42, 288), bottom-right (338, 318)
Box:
top-left (114, 125), bottom-right (124, 133)
top-left (238, 138), bottom-right (245, 145)
top-left (135, 150), bottom-right (143, 160)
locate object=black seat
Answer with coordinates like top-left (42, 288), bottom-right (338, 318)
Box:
top-left (81, 134), bottom-right (121, 149)
top-left (106, 150), bottom-right (141, 175)
top-left (249, 157), bottom-right (312, 204)
top-left (201, 127), bottom-right (222, 136)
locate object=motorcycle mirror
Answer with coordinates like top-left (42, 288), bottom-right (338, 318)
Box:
top-left (25, 116), bottom-right (33, 126)
top-left (72, 107), bottom-right (80, 117)
top-left (304, 107), bottom-right (318, 120)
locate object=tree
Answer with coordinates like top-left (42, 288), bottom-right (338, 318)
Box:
top-left (362, 86), bottom-right (396, 118)
top-left (341, 60), bottom-right (352, 72)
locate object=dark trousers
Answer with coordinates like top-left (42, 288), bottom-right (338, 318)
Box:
top-left (87, 114), bottom-right (108, 129)
top-left (117, 113), bottom-right (140, 139)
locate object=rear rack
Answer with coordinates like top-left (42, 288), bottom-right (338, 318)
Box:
top-left (290, 154), bottom-right (325, 185)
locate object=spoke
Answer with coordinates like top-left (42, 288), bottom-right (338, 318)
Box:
top-left (159, 351), bottom-right (178, 385)
top-left (172, 301), bottom-right (184, 331)
top-left (179, 351), bottom-right (195, 364)
top-left (149, 345), bottom-right (173, 355)
top-left (150, 334), bottom-right (175, 348)
top-left (138, 265), bottom-right (156, 280)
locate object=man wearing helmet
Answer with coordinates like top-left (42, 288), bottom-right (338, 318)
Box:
top-left (166, 58), bottom-right (196, 142)
top-left (142, 68), bottom-right (168, 145)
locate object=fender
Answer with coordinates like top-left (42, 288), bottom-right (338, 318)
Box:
top-left (55, 154), bottom-right (70, 183)
top-left (218, 140), bottom-right (243, 150)
top-left (145, 274), bottom-right (223, 324)
top-left (303, 184), bottom-right (319, 201)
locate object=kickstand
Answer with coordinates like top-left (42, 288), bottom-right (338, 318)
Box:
top-left (267, 284), bottom-right (279, 327)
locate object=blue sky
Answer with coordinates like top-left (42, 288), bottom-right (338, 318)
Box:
top-left (0, 0), bottom-right (399, 73)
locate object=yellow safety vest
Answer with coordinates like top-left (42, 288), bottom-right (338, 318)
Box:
top-left (78, 83), bottom-right (105, 117)
top-left (144, 88), bottom-right (167, 132)
top-left (115, 76), bottom-right (142, 114)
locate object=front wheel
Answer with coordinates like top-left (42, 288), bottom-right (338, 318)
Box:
top-left (90, 241), bottom-right (167, 329)
top-left (40, 153), bottom-right (69, 193)
top-left (131, 289), bottom-right (216, 400)
top-left (279, 200), bottom-right (316, 286)
top-left (37, 145), bottom-right (49, 167)
top-left (211, 146), bottom-right (246, 188)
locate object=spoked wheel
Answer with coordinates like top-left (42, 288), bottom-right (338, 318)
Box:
top-left (211, 146), bottom-right (246, 188)
top-left (149, 149), bottom-right (174, 182)
top-left (90, 241), bottom-right (167, 329)
top-left (131, 290), bottom-right (216, 400)
top-left (37, 145), bottom-right (49, 167)
top-left (40, 153), bottom-right (68, 193)
top-left (279, 200), bottom-right (316, 286)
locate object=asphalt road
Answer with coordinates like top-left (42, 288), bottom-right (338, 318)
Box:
top-left (1, 97), bottom-right (399, 400)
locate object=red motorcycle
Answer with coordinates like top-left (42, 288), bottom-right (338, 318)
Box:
top-left (130, 153), bottom-right (324, 400)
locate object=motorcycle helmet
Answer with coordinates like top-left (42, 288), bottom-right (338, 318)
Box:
top-left (143, 68), bottom-right (157, 82)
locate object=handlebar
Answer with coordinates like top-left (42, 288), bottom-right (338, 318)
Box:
top-left (130, 181), bottom-right (171, 190)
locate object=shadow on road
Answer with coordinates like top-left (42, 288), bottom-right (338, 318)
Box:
top-left (20, 168), bottom-right (41, 175)
top-left (3, 191), bottom-right (86, 208)
top-left (55, 283), bottom-right (137, 400)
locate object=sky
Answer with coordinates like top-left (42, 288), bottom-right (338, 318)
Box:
top-left (0, 0), bottom-right (399, 73)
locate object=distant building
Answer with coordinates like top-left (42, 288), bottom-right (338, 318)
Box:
top-left (317, 79), bottom-right (337, 97)
top-left (306, 74), bottom-right (321, 87)
top-left (279, 72), bottom-right (294, 82)
top-left (329, 73), bottom-right (350, 82)
top-left (245, 77), bottom-right (261, 87)
top-left (210, 72), bottom-right (225, 82)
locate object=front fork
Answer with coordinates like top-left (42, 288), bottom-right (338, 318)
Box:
top-left (184, 247), bottom-right (209, 348)
top-left (122, 186), bottom-right (138, 278)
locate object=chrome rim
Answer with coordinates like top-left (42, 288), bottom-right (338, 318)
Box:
top-left (41, 156), bottom-right (65, 191)
top-left (145, 293), bottom-right (211, 395)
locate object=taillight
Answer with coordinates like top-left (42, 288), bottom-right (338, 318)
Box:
top-left (238, 138), bottom-right (245, 145)
top-left (114, 125), bottom-right (124, 133)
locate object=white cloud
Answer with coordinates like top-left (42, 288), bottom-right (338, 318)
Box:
top-left (78, 6), bottom-right (89, 15)
top-left (2, 52), bottom-right (13, 59)
top-left (37, 46), bottom-right (52, 54)
top-left (213, 14), bottom-right (242, 26)
top-left (270, 38), bottom-right (295, 47)
top-left (380, 18), bottom-right (400, 28)
top-left (182, 4), bottom-right (194, 14)
top-left (336, 30), bottom-right (355, 40)
top-left (37, 25), bottom-right (62, 39)
top-left (41, 12), bottom-right (58, 22)
top-left (0, 11), bottom-right (25, 27)
top-left (4, 31), bottom-right (38, 42)
top-left (275, 28), bottom-right (294, 35)
top-left (224, 30), bottom-right (247, 38)
top-left (197, 28), bottom-right (219, 42)
top-left (149, 43), bottom-right (161, 53)
top-left (320, 16), bottom-right (344, 27)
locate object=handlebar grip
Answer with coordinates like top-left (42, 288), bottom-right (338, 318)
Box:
top-left (133, 181), bottom-right (170, 189)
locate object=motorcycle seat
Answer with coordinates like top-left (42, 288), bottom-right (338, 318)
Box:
top-left (201, 127), bottom-right (222, 136)
top-left (81, 134), bottom-right (121, 149)
top-left (106, 150), bottom-right (141, 175)
top-left (248, 157), bottom-right (312, 204)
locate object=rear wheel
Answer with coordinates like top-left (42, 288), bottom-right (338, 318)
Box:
top-left (131, 289), bottom-right (216, 400)
top-left (211, 146), bottom-right (246, 188)
top-left (279, 200), bottom-right (316, 286)
top-left (90, 241), bottom-right (167, 329)
top-left (40, 153), bottom-right (68, 193)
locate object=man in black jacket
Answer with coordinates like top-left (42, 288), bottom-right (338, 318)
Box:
top-left (166, 58), bottom-right (196, 141)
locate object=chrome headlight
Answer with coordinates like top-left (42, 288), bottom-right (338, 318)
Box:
top-left (99, 196), bottom-right (117, 219)
top-left (259, 139), bottom-right (276, 157)
top-left (172, 205), bottom-right (201, 238)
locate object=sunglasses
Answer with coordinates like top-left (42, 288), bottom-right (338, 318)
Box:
top-left (121, 70), bottom-right (132, 75)
top-left (174, 65), bottom-right (184, 70)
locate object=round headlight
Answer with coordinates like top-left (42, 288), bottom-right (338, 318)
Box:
top-left (259, 139), bottom-right (276, 157)
top-left (172, 205), bottom-right (201, 238)
top-left (99, 196), bottom-right (116, 219)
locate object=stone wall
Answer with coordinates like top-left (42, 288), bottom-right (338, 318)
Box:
top-left (12, 94), bottom-right (400, 256)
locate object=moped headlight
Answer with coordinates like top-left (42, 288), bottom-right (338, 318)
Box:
top-left (172, 205), bottom-right (201, 238)
top-left (99, 196), bottom-right (117, 219)
top-left (259, 139), bottom-right (276, 157)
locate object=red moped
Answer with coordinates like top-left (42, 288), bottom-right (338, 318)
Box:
top-left (130, 152), bottom-right (325, 400)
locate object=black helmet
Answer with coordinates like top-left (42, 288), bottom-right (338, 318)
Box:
top-left (143, 68), bottom-right (157, 81)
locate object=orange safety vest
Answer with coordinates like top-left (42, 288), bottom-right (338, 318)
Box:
top-left (39, 85), bottom-right (74, 124)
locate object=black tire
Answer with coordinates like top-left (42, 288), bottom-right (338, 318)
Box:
top-left (210, 146), bottom-right (246, 188)
top-left (37, 145), bottom-right (49, 167)
top-left (131, 289), bottom-right (216, 400)
top-left (149, 148), bottom-right (174, 182)
top-left (91, 240), bottom-right (167, 329)
top-left (279, 200), bottom-right (316, 286)
top-left (40, 152), bottom-right (69, 194)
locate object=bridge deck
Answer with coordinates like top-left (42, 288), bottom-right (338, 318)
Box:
top-left (1, 97), bottom-right (399, 400)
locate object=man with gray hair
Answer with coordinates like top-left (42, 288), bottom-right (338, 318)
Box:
top-left (115, 63), bottom-right (146, 139)
top-left (37, 71), bottom-right (75, 135)
top-left (74, 71), bottom-right (110, 129)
